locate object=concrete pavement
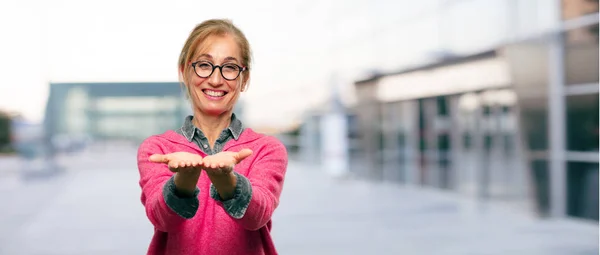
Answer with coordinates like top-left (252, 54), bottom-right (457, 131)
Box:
top-left (273, 163), bottom-right (598, 255)
top-left (0, 155), bottom-right (20, 175)
top-left (0, 148), bottom-right (597, 255)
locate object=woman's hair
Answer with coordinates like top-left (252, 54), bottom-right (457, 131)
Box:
top-left (178, 19), bottom-right (252, 96)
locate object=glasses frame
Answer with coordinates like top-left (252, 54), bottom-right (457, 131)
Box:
top-left (191, 61), bottom-right (247, 81)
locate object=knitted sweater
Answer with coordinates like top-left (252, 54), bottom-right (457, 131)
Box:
top-left (137, 128), bottom-right (288, 255)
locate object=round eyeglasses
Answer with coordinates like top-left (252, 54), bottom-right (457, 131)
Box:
top-left (191, 61), bottom-right (246, 81)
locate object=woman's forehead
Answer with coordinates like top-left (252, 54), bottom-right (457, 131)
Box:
top-left (193, 34), bottom-right (241, 61)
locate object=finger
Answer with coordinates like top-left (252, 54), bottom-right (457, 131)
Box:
top-left (185, 161), bottom-right (191, 167)
top-left (204, 160), bottom-right (214, 169)
top-left (219, 162), bottom-right (225, 168)
top-left (179, 162), bottom-right (186, 168)
top-left (149, 154), bottom-right (169, 163)
top-left (234, 149), bottom-right (253, 163)
top-left (168, 161), bottom-right (179, 170)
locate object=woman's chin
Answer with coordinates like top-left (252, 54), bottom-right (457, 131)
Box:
top-left (199, 106), bottom-right (228, 116)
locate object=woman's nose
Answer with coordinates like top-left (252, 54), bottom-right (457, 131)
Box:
top-left (207, 67), bottom-right (224, 85)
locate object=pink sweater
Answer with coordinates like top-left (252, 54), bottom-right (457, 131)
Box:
top-left (137, 128), bottom-right (288, 255)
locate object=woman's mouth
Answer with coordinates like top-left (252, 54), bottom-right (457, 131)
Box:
top-left (202, 89), bottom-right (227, 98)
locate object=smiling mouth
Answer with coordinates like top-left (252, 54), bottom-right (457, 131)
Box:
top-left (202, 89), bottom-right (227, 97)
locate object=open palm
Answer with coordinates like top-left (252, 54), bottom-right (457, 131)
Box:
top-left (202, 149), bottom-right (253, 175)
top-left (149, 152), bottom-right (203, 174)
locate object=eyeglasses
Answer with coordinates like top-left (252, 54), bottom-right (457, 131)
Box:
top-left (191, 61), bottom-right (246, 81)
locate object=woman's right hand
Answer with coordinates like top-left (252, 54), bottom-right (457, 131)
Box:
top-left (149, 152), bottom-right (204, 195)
top-left (149, 152), bottom-right (204, 174)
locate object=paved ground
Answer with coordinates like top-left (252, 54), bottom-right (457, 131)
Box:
top-left (0, 148), bottom-right (597, 255)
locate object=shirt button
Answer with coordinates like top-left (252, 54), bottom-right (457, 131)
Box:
top-left (203, 144), bottom-right (208, 148)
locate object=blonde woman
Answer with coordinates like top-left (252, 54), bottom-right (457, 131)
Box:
top-left (137, 19), bottom-right (288, 255)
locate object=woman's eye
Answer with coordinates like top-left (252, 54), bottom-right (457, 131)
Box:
top-left (223, 65), bottom-right (239, 72)
top-left (198, 63), bottom-right (212, 69)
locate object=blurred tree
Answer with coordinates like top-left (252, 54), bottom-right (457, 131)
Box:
top-left (0, 111), bottom-right (12, 152)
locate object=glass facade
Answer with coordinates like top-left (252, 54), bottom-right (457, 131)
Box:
top-left (504, 0), bottom-right (599, 220)
top-left (343, 0), bottom-right (598, 221)
top-left (91, 96), bottom-right (183, 140)
top-left (45, 83), bottom-right (192, 143)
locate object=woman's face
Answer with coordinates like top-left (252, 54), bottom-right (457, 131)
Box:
top-left (186, 34), bottom-right (246, 117)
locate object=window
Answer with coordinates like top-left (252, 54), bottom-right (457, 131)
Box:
top-left (463, 133), bottom-right (472, 149)
top-left (566, 93), bottom-right (599, 152)
top-left (531, 160), bottom-right (551, 217)
top-left (567, 162), bottom-right (599, 221)
top-left (519, 97), bottom-right (549, 151)
top-left (565, 23), bottom-right (599, 85)
top-left (436, 96), bottom-right (449, 116)
top-left (438, 134), bottom-right (450, 151)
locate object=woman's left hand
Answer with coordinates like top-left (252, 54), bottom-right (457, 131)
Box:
top-left (202, 149), bottom-right (253, 176)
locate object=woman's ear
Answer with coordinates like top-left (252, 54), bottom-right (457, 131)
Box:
top-left (179, 65), bottom-right (185, 78)
top-left (241, 73), bottom-right (250, 92)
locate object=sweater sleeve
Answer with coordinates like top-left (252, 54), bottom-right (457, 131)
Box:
top-left (214, 138), bottom-right (288, 231)
top-left (137, 137), bottom-right (201, 232)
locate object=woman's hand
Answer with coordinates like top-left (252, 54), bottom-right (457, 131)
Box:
top-left (203, 149), bottom-right (253, 200)
top-left (149, 152), bottom-right (204, 174)
top-left (202, 149), bottom-right (253, 176)
top-left (149, 152), bottom-right (204, 195)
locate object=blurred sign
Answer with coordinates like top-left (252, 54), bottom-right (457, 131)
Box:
top-left (320, 113), bottom-right (349, 177)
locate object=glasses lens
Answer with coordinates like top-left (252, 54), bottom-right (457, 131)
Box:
top-left (195, 62), bottom-right (213, 77)
top-left (221, 64), bottom-right (241, 80)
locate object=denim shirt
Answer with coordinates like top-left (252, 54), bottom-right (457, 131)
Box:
top-left (162, 113), bottom-right (253, 219)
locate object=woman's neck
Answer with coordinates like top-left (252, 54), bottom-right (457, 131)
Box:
top-left (192, 111), bottom-right (232, 148)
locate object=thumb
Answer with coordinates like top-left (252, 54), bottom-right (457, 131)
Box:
top-left (149, 154), bottom-right (169, 163)
top-left (234, 149), bottom-right (253, 163)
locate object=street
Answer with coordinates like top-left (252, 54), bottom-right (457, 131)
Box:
top-left (0, 147), bottom-right (597, 255)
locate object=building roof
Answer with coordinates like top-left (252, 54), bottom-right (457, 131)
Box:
top-left (356, 50), bottom-right (497, 85)
top-left (49, 82), bottom-right (183, 97)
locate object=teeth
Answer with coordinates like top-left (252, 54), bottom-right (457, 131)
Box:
top-left (205, 90), bottom-right (225, 97)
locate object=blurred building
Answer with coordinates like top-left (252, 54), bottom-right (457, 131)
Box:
top-left (44, 82), bottom-right (246, 144)
top-left (353, 50), bottom-right (527, 207)
top-left (299, 93), bottom-right (359, 165)
top-left (302, 0), bottom-right (598, 221)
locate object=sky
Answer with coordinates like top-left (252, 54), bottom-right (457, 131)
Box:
top-left (0, 0), bottom-right (328, 128)
top-left (0, 0), bottom-right (446, 129)
top-left (0, 0), bottom-right (545, 129)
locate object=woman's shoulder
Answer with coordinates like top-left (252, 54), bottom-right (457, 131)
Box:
top-left (239, 128), bottom-right (283, 145)
top-left (140, 130), bottom-right (179, 143)
top-left (238, 128), bottom-right (286, 153)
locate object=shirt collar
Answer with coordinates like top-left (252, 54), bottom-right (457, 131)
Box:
top-left (180, 113), bottom-right (243, 142)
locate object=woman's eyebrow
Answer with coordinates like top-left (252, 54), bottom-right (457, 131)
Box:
top-left (196, 54), bottom-right (213, 60)
top-left (224, 56), bottom-right (239, 63)
top-left (196, 54), bottom-right (238, 63)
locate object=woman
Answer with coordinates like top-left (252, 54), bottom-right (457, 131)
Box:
top-left (137, 19), bottom-right (288, 255)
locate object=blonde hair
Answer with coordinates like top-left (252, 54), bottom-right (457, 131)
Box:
top-left (178, 19), bottom-right (252, 97)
